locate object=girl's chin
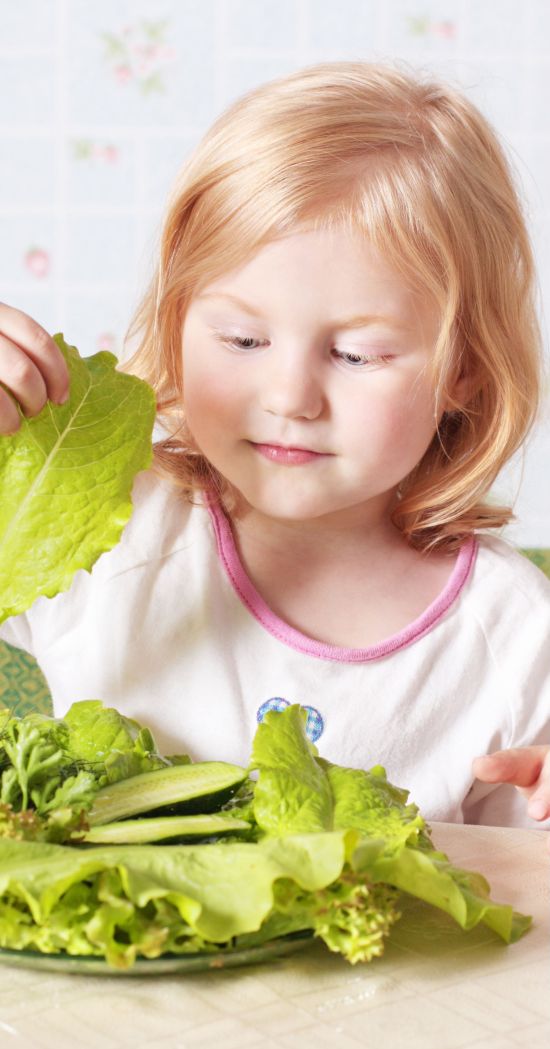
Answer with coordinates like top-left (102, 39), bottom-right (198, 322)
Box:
top-left (229, 485), bottom-right (357, 523)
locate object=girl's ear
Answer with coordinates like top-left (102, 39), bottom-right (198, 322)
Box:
top-left (442, 358), bottom-right (474, 414)
top-left (449, 370), bottom-right (471, 409)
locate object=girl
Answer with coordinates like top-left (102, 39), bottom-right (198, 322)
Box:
top-left (1, 62), bottom-right (549, 828)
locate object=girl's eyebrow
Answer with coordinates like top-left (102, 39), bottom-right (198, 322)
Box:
top-left (197, 291), bottom-right (412, 332)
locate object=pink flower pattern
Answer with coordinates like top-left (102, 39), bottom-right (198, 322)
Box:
top-left (407, 16), bottom-right (457, 40)
top-left (24, 247), bottom-right (50, 279)
top-left (100, 19), bottom-right (176, 94)
top-left (97, 332), bottom-right (117, 353)
top-left (72, 141), bottom-right (120, 164)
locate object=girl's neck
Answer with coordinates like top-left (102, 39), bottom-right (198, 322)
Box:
top-left (228, 494), bottom-right (407, 571)
top-left (223, 497), bottom-right (458, 650)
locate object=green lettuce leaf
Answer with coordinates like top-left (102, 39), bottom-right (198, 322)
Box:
top-left (354, 836), bottom-right (531, 944)
top-left (250, 705), bottom-right (424, 845)
top-left (325, 762), bottom-right (427, 847)
top-left (0, 833), bottom-right (388, 966)
top-left (250, 705), bottom-right (333, 833)
top-left (249, 705), bottom-right (531, 946)
top-left (0, 820), bottom-right (530, 971)
top-left (63, 700), bottom-right (170, 785)
top-left (0, 333), bottom-right (156, 623)
top-left (0, 701), bottom-right (172, 842)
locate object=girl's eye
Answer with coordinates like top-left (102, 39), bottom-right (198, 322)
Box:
top-left (214, 334), bottom-right (265, 351)
top-left (213, 332), bottom-right (393, 367)
top-left (332, 349), bottom-right (392, 368)
top-left (228, 335), bottom-right (263, 350)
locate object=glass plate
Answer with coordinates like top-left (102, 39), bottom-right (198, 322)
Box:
top-left (0, 931), bottom-right (314, 976)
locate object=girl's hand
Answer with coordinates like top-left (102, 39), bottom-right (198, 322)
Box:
top-left (0, 304), bottom-right (69, 434)
top-left (472, 746), bottom-right (550, 822)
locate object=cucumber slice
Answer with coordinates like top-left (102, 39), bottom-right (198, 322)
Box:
top-left (88, 762), bottom-right (248, 826)
top-left (82, 813), bottom-right (251, 844)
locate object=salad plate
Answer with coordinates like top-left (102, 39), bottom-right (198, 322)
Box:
top-left (0, 704), bottom-right (532, 977)
top-left (0, 931), bottom-right (314, 976)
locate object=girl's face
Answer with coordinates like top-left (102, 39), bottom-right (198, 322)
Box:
top-left (181, 226), bottom-right (453, 529)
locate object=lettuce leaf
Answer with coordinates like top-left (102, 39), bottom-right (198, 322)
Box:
top-left (0, 833), bottom-right (396, 967)
top-left (0, 701), bottom-right (171, 842)
top-left (63, 700), bottom-right (172, 785)
top-left (356, 836), bottom-right (531, 944)
top-left (250, 704), bottom-right (333, 833)
top-left (0, 820), bottom-right (529, 970)
top-left (251, 705), bottom-right (425, 845)
top-left (0, 333), bottom-right (156, 623)
top-left (250, 705), bottom-right (531, 946)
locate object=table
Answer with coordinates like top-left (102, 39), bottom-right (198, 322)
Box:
top-left (0, 823), bottom-right (547, 1049)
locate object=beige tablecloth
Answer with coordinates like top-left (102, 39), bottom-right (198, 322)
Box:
top-left (0, 823), bottom-right (548, 1049)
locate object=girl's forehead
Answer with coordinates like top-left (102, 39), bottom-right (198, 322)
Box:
top-left (200, 227), bottom-right (415, 296)
top-left (195, 228), bottom-right (440, 333)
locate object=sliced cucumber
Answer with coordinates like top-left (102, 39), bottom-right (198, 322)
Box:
top-left (82, 813), bottom-right (251, 844)
top-left (88, 761), bottom-right (248, 826)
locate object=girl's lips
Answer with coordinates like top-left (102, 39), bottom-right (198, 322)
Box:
top-left (251, 442), bottom-right (329, 465)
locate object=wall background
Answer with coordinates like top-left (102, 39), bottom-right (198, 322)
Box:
top-left (1, 0), bottom-right (549, 544)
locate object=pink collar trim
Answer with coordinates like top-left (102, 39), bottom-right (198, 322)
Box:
top-left (205, 494), bottom-right (478, 663)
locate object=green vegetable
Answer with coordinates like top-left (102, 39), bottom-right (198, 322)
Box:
top-left (63, 700), bottom-right (172, 786)
top-left (0, 711), bottom-right (97, 842)
top-left (0, 701), bottom-right (177, 842)
top-left (0, 704), bottom-right (532, 969)
top-left (82, 812), bottom-right (251, 845)
top-left (250, 705), bottom-right (426, 845)
top-left (0, 834), bottom-right (398, 966)
top-left (0, 333), bottom-right (156, 623)
top-left (249, 706), bottom-right (531, 947)
top-left (87, 762), bottom-right (249, 825)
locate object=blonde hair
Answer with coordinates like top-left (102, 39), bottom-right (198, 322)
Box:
top-left (124, 60), bottom-right (544, 553)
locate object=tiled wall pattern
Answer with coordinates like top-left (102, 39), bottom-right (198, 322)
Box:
top-left (0, 0), bottom-right (549, 543)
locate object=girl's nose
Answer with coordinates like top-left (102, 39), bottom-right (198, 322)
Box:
top-left (260, 351), bottom-right (324, 420)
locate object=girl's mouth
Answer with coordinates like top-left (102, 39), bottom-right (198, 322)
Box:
top-left (250, 442), bottom-right (329, 465)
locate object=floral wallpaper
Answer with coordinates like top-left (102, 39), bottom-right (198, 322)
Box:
top-left (0, 0), bottom-right (549, 543)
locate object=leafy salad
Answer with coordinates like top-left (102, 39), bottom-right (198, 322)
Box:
top-left (0, 701), bottom-right (531, 969)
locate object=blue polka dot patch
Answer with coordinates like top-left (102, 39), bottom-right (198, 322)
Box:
top-left (302, 705), bottom-right (324, 743)
top-left (256, 697), bottom-right (289, 721)
top-left (256, 698), bottom-right (324, 743)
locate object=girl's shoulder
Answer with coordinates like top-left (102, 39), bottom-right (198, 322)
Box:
top-left (467, 533), bottom-right (550, 633)
top-left (452, 534), bottom-right (550, 691)
top-left (90, 467), bottom-right (211, 581)
top-left (473, 532), bottom-right (550, 594)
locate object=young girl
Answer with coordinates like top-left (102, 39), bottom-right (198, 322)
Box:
top-left (1, 62), bottom-right (549, 829)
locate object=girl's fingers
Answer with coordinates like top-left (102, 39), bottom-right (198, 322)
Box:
top-left (473, 746), bottom-right (550, 823)
top-left (526, 753), bottom-right (550, 820)
top-left (0, 304), bottom-right (69, 406)
top-left (0, 385), bottom-right (22, 434)
top-left (472, 746), bottom-right (548, 788)
top-left (526, 794), bottom-right (550, 821)
top-left (0, 335), bottom-right (49, 427)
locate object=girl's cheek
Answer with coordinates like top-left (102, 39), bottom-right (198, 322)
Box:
top-left (197, 371), bottom-right (238, 414)
top-left (184, 365), bottom-right (244, 436)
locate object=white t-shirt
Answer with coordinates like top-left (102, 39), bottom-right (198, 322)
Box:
top-left (2, 469), bottom-right (549, 829)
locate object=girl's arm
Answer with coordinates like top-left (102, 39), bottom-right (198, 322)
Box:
top-left (0, 303), bottom-right (69, 433)
top-left (472, 747), bottom-right (550, 822)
